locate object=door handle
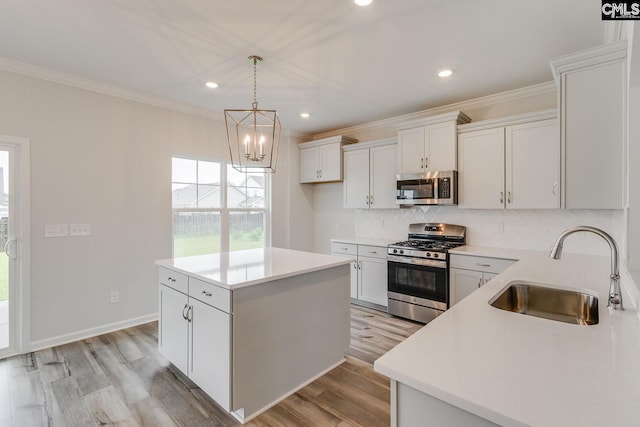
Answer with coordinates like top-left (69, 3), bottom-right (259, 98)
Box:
top-left (187, 306), bottom-right (193, 323)
top-left (366, 195), bottom-right (369, 205)
top-left (420, 158), bottom-right (424, 169)
top-left (499, 191), bottom-right (504, 204)
top-left (507, 191), bottom-right (512, 204)
top-left (182, 304), bottom-right (189, 320)
top-left (370, 195), bottom-right (374, 205)
top-left (3, 238), bottom-right (16, 260)
top-left (478, 278), bottom-right (482, 288)
top-left (552, 182), bottom-right (558, 196)
top-left (424, 157), bottom-right (428, 169)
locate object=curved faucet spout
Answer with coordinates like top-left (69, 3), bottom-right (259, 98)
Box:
top-left (549, 226), bottom-right (623, 310)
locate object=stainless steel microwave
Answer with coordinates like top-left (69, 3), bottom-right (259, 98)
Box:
top-left (396, 171), bottom-right (458, 206)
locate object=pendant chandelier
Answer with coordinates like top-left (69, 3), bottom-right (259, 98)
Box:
top-left (225, 55), bottom-right (281, 173)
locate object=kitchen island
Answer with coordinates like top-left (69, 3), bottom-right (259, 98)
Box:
top-left (156, 247), bottom-right (351, 424)
top-left (375, 247), bottom-right (640, 426)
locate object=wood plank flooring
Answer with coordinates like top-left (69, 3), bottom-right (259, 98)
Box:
top-left (0, 305), bottom-right (422, 427)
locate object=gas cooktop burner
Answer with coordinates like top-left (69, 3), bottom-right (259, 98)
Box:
top-left (387, 222), bottom-right (466, 260)
top-left (389, 240), bottom-right (463, 251)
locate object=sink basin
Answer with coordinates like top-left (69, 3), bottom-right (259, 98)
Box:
top-left (489, 282), bottom-right (599, 325)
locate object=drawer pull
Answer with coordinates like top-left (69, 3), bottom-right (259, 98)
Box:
top-left (476, 263), bottom-right (491, 267)
top-left (202, 290), bottom-right (212, 297)
top-left (368, 250), bottom-right (378, 254)
top-left (167, 277), bottom-right (177, 282)
top-left (342, 247), bottom-right (349, 251)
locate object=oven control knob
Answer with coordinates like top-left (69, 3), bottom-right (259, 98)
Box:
top-left (399, 249), bottom-right (404, 255)
top-left (392, 249), bottom-right (398, 254)
top-left (433, 253), bottom-right (439, 258)
top-left (425, 252), bottom-right (431, 258)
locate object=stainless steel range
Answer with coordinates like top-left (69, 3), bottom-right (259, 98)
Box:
top-left (387, 223), bottom-right (466, 323)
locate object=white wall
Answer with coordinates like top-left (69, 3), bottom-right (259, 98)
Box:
top-left (309, 85), bottom-right (627, 259)
top-left (0, 68), bottom-right (309, 348)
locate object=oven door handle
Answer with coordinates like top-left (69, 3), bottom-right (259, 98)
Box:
top-left (387, 255), bottom-right (447, 269)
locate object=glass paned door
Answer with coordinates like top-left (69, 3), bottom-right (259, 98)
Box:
top-left (0, 148), bottom-right (13, 352)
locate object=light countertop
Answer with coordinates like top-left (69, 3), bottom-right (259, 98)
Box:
top-left (374, 250), bottom-right (640, 426)
top-left (156, 247), bottom-right (351, 290)
top-left (330, 237), bottom-right (400, 247)
top-left (449, 245), bottom-right (547, 261)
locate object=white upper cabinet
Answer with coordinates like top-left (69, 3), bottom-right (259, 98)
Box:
top-left (299, 135), bottom-right (357, 183)
top-left (343, 139), bottom-right (398, 209)
top-left (506, 119), bottom-right (559, 209)
top-left (458, 127), bottom-right (505, 209)
top-left (458, 111), bottom-right (559, 209)
top-left (550, 41), bottom-right (627, 209)
top-left (396, 111), bottom-right (470, 174)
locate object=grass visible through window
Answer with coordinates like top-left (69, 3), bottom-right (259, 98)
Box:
top-left (174, 233), bottom-right (264, 258)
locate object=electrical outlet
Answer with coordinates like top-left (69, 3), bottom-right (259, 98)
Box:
top-left (110, 291), bottom-right (119, 304)
top-left (70, 224), bottom-right (91, 236)
top-left (45, 224), bottom-right (68, 238)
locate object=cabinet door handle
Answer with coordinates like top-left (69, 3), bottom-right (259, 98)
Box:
top-left (353, 261), bottom-right (357, 269)
top-left (552, 182), bottom-right (558, 196)
top-left (358, 261), bottom-right (362, 270)
top-left (421, 158), bottom-right (424, 169)
top-left (187, 306), bottom-right (193, 323)
top-left (424, 157), bottom-right (428, 169)
top-left (499, 191), bottom-right (504, 204)
top-left (476, 263), bottom-right (491, 267)
top-left (319, 169), bottom-right (322, 178)
top-left (182, 304), bottom-right (189, 320)
top-left (370, 195), bottom-right (374, 205)
top-left (168, 277), bottom-right (176, 282)
top-left (202, 290), bottom-right (212, 297)
top-left (366, 195), bottom-right (370, 205)
top-left (507, 191), bottom-right (512, 204)
top-left (478, 278), bottom-right (482, 288)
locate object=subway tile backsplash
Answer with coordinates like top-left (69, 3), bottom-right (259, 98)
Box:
top-left (353, 206), bottom-right (625, 256)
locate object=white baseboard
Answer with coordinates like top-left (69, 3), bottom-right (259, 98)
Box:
top-left (231, 357), bottom-right (346, 424)
top-left (27, 313), bottom-right (159, 353)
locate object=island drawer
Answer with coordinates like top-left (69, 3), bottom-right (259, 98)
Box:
top-left (331, 242), bottom-right (357, 256)
top-left (358, 245), bottom-right (387, 259)
top-left (450, 254), bottom-right (516, 274)
top-left (189, 278), bottom-right (231, 313)
top-left (159, 268), bottom-right (188, 294)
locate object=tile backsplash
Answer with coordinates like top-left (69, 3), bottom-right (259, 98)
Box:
top-left (353, 206), bottom-right (625, 256)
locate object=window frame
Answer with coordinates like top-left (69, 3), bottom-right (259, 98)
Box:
top-left (171, 156), bottom-right (271, 256)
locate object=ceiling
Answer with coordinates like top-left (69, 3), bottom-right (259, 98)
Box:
top-left (0, 0), bottom-right (606, 134)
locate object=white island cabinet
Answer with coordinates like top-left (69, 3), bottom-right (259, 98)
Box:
top-left (157, 247), bottom-right (351, 424)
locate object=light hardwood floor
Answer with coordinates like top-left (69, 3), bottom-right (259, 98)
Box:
top-left (0, 305), bottom-right (422, 426)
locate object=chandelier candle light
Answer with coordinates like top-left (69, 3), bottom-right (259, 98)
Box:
top-left (225, 55), bottom-right (281, 173)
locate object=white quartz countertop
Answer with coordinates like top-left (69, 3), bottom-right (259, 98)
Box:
top-left (330, 237), bottom-right (399, 247)
top-left (156, 247), bottom-right (351, 290)
top-left (374, 251), bottom-right (640, 426)
top-left (449, 245), bottom-right (547, 261)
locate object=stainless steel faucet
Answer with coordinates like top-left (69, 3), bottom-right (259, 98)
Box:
top-left (549, 226), bottom-right (623, 310)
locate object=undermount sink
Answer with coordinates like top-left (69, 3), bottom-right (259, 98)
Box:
top-left (489, 282), bottom-right (599, 325)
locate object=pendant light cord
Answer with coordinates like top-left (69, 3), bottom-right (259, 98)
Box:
top-left (250, 55), bottom-right (262, 109)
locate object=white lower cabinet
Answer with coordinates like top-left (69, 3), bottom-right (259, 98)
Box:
top-left (450, 254), bottom-right (515, 305)
top-left (331, 242), bottom-right (388, 309)
top-left (158, 269), bottom-right (231, 411)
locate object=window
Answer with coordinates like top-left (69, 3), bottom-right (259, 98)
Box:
top-left (172, 158), bottom-right (268, 257)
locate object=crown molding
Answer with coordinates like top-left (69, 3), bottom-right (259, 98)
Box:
top-left (342, 137), bottom-right (397, 151)
top-left (457, 109), bottom-right (557, 133)
top-left (297, 135), bottom-right (358, 149)
top-left (395, 110), bottom-right (471, 131)
top-left (312, 81), bottom-right (557, 139)
top-left (549, 40), bottom-right (628, 82)
top-left (0, 56), bottom-right (222, 120)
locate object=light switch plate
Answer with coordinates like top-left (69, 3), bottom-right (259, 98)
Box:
top-left (70, 224), bottom-right (91, 236)
top-left (45, 224), bottom-right (68, 238)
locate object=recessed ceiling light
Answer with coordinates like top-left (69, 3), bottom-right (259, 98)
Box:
top-left (438, 69), bottom-right (453, 78)
top-left (354, 0), bottom-right (373, 6)
top-left (300, 113), bottom-right (310, 118)
top-left (205, 81), bottom-right (219, 89)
